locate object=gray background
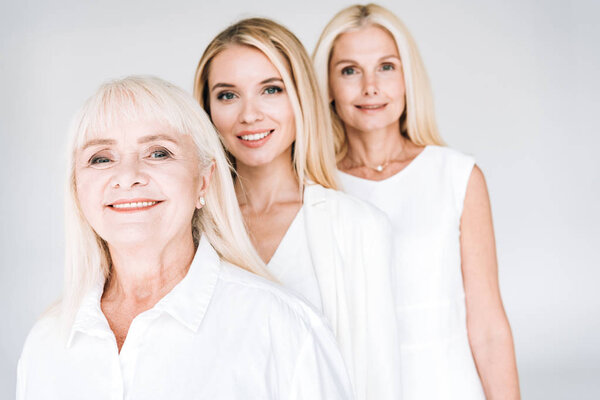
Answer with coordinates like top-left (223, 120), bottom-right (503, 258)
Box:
top-left (1, 0), bottom-right (598, 398)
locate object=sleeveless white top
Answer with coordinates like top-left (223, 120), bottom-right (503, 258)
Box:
top-left (267, 206), bottom-right (323, 311)
top-left (339, 145), bottom-right (485, 399)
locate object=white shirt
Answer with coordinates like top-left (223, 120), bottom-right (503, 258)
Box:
top-left (17, 237), bottom-right (354, 400)
top-left (267, 206), bottom-right (323, 311)
top-left (339, 146), bottom-right (485, 399)
top-left (301, 184), bottom-right (401, 400)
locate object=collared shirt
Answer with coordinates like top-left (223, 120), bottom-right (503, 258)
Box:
top-left (17, 237), bottom-right (353, 400)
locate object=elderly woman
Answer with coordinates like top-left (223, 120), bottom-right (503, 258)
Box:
top-left (16, 76), bottom-right (353, 399)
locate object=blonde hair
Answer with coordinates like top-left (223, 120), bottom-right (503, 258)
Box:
top-left (313, 3), bottom-right (445, 160)
top-left (61, 75), bottom-right (270, 330)
top-left (194, 18), bottom-right (338, 190)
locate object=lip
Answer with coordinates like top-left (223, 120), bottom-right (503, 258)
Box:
top-left (355, 103), bottom-right (388, 111)
top-left (236, 129), bottom-right (275, 148)
top-left (106, 198), bottom-right (163, 212)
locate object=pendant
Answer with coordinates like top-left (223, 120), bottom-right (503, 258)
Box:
top-left (376, 165), bottom-right (383, 172)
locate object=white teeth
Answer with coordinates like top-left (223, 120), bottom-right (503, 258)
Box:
top-left (240, 130), bottom-right (272, 141)
top-left (112, 201), bottom-right (157, 209)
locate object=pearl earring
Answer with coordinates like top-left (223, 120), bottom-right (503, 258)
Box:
top-left (199, 197), bottom-right (206, 207)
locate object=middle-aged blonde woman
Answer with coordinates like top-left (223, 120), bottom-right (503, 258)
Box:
top-left (194, 18), bottom-right (400, 399)
top-left (16, 76), bottom-right (354, 399)
top-left (313, 3), bottom-right (520, 399)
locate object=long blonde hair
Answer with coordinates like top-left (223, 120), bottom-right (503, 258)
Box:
top-left (194, 18), bottom-right (338, 190)
top-left (62, 75), bottom-right (270, 330)
top-left (313, 3), bottom-right (445, 160)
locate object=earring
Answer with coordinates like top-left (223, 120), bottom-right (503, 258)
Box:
top-left (199, 197), bottom-right (206, 206)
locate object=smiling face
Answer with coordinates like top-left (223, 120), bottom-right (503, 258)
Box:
top-left (207, 45), bottom-right (296, 169)
top-left (75, 120), bottom-right (205, 248)
top-left (328, 25), bottom-right (406, 135)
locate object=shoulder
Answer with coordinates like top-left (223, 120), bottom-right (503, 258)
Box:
top-left (427, 145), bottom-right (474, 163)
top-left (217, 262), bottom-right (328, 329)
top-left (464, 164), bottom-right (489, 202)
top-left (305, 183), bottom-right (391, 229)
top-left (19, 307), bottom-right (63, 369)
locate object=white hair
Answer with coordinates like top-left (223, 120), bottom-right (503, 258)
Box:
top-left (61, 75), bottom-right (270, 332)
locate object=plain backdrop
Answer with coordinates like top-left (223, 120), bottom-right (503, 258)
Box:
top-left (1, 0), bottom-right (598, 398)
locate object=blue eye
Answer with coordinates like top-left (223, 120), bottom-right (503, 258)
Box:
top-left (264, 86), bottom-right (283, 95)
top-left (341, 67), bottom-right (356, 76)
top-left (90, 156), bottom-right (111, 165)
top-left (217, 91), bottom-right (236, 101)
top-left (148, 148), bottom-right (171, 159)
top-left (381, 63), bottom-right (395, 71)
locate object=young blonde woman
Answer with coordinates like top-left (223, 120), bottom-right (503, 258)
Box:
top-left (17, 76), bottom-right (353, 399)
top-left (194, 18), bottom-right (400, 399)
top-left (313, 4), bottom-right (520, 399)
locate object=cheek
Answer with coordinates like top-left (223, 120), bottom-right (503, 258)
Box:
top-left (209, 104), bottom-right (236, 136)
top-left (390, 74), bottom-right (406, 100)
top-left (75, 172), bottom-right (104, 224)
top-left (331, 79), bottom-right (358, 108)
top-left (160, 166), bottom-right (201, 205)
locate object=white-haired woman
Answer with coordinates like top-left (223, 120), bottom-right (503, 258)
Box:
top-left (194, 18), bottom-right (400, 399)
top-left (313, 3), bottom-right (520, 399)
top-left (16, 76), bottom-right (353, 400)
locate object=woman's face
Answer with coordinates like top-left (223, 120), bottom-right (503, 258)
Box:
top-left (207, 45), bottom-right (296, 169)
top-left (75, 120), bottom-right (207, 248)
top-left (328, 25), bottom-right (406, 135)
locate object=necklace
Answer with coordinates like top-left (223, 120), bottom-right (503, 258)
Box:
top-left (345, 156), bottom-right (396, 173)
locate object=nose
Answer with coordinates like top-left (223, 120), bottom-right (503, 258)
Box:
top-left (110, 155), bottom-right (148, 189)
top-left (239, 97), bottom-right (264, 124)
top-left (362, 72), bottom-right (379, 96)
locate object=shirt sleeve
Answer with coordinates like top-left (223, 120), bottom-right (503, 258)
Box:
top-left (288, 326), bottom-right (355, 400)
top-left (16, 355), bottom-right (26, 400)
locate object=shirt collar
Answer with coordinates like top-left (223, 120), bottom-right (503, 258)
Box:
top-left (152, 236), bottom-right (221, 332)
top-left (66, 236), bottom-right (222, 347)
top-left (67, 279), bottom-right (110, 348)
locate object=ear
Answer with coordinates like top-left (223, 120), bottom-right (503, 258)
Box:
top-left (196, 160), bottom-right (216, 209)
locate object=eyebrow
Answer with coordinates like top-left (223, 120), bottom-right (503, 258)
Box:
top-left (333, 55), bottom-right (401, 67)
top-left (81, 138), bottom-right (116, 150)
top-left (138, 134), bottom-right (179, 145)
top-left (211, 77), bottom-right (284, 92)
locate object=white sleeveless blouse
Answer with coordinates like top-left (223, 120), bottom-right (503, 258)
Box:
top-left (339, 146), bottom-right (485, 399)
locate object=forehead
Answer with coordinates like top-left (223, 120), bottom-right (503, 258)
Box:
top-left (208, 44), bottom-right (282, 85)
top-left (77, 118), bottom-right (197, 157)
top-left (82, 118), bottom-right (176, 143)
top-left (332, 25), bottom-right (399, 61)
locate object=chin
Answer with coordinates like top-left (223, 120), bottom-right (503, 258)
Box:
top-left (102, 227), bottom-right (161, 249)
top-left (235, 152), bottom-right (279, 168)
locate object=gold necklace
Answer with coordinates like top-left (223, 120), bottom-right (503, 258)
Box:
top-left (346, 156), bottom-right (398, 173)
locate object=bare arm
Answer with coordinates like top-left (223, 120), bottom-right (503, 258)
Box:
top-left (461, 165), bottom-right (520, 399)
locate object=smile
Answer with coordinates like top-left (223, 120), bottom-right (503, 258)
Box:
top-left (356, 103), bottom-right (387, 110)
top-left (238, 130), bottom-right (274, 141)
top-left (108, 200), bottom-right (162, 211)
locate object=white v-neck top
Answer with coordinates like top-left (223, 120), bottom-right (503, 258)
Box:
top-left (339, 146), bottom-right (485, 399)
top-left (267, 206), bottom-right (322, 311)
top-left (17, 237), bottom-right (353, 400)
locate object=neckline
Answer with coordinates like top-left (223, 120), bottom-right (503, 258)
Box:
top-left (267, 205), bottom-right (304, 268)
top-left (339, 145), bottom-right (433, 184)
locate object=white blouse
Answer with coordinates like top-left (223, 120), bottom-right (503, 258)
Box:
top-left (17, 237), bottom-right (354, 400)
top-left (267, 206), bottom-right (323, 311)
top-left (339, 146), bottom-right (485, 399)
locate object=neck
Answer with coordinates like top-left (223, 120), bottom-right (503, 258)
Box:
top-left (344, 123), bottom-right (408, 167)
top-left (103, 230), bottom-right (196, 304)
top-left (234, 148), bottom-right (302, 213)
